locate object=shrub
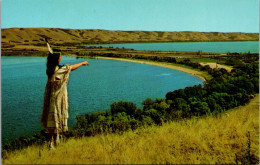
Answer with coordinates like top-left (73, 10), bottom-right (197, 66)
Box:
top-left (110, 101), bottom-right (137, 116)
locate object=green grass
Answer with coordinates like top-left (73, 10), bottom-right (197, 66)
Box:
top-left (190, 58), bottom-right (218, 63)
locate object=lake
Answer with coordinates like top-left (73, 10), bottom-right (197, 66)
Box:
top-left (1, 56), bottom-right (203, 144)
top-left (84, 41), bottom-right (259, 53)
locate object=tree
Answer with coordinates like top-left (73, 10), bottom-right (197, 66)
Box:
top-left (142, 98), bottom-right (154, 110)
top-left (170, 98), bottom-right (191, 117)
top-left (166, 89), bottom-right (186, 101)
top-left (143, 108), bottom-right (161, 124)
top-left (190, 101), bottom-right (210, 116)
top-left (110, 101), bottom-right (137, 116)
top-left (206, 95), bottom-right (223, 112)
top-left (184, 85), bottom-right (206, 100)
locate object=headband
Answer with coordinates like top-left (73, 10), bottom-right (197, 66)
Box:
top-left (53, 51), bottom-right (61, 54)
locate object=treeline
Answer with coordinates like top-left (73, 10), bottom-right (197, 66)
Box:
top-left (224, 52), bottom-right (259, 66)
top-left (2, 53), bottom-right (259, 156)
top-left (85, 50), bottom-right (258, 67)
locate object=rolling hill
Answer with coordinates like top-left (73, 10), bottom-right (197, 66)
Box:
top-left (1, 28), bottom-right (259, 46)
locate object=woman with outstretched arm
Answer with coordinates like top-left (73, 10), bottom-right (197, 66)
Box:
top-left (41, 47), bottom-right (89, 150)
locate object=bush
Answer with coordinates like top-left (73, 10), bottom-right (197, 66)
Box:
top-left (169, 98), bottom-right (191, 117)
top-left (110, 101), bottom-right (137, 116)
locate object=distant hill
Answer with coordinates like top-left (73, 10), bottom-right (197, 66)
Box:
top-left (1, 28), bottom-right (259, 45)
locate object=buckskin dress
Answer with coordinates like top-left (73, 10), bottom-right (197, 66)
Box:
top-left (41, 65), bottom-right (72, 134)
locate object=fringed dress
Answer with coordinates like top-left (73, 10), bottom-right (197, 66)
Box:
top-left (41, 65), bottom-right (72, 134)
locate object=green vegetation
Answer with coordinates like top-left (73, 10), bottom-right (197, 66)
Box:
top-left (68, 58), bottom-right (258, 137)
top-left (189, 58), bottom-right (218, 63)
top-left (2, 94), bottom-right (259, 164)
top-left (2, 51), bottom-right (258, 159)
top-left (85, 48), bottom-right (258, 67)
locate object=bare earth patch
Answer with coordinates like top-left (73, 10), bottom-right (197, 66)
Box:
top-left (199, 62), bottom-right (233, 72)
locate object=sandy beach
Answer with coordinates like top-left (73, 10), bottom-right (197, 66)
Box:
top-left (97, 56), bottom-right (207, 82)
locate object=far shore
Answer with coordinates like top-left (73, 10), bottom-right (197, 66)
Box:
top-left (96, 56), bottom-right (207, 82)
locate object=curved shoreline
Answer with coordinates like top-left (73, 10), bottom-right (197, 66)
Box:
top-left (96, 56), bottom-right (207, 82)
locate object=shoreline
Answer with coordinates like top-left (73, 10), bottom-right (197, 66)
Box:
top-left (96, 56), bottom-right (207, 82)
top-left (1, 53), bottom-right (208, 81)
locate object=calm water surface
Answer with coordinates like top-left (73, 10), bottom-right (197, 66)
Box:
top-left (2, 56), bottom-right (203, 144)
top-left (85, 41), bottom-right (259, 53)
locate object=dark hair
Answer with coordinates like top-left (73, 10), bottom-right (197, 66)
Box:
top-left (46, 51), bottom-right (61, 78)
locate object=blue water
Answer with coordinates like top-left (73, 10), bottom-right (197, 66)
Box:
top-left (1, 56), bottom-right (203, 144)
top-left (85, 41), bottom-right (259, 53)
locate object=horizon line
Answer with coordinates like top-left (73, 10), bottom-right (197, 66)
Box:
top-left (1, 27), bottom-right (259, 34)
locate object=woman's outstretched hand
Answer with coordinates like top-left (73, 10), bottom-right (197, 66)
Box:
top-left (82, 61), bottom-right (89, 66)
top-left (71, 61), bottom-right (90, 71)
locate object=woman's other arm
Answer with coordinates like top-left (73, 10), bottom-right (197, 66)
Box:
top-left (71, 61), bottom-right (89, 71)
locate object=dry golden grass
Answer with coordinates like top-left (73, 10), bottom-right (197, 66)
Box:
top-left (3, 95), bottom-right (259, 164)
top-left (2, 28), bottom-right (258, 45)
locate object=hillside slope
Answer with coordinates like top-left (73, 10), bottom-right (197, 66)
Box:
top-left (3, 94), bottom-right (259, 164)
top-left (1, 28), bottom-right (258, 46)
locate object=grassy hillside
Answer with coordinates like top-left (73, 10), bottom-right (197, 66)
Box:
top-left (3, 94), bottom-right (259, 164)
top-left (2, 28), bottom-right (258, 46)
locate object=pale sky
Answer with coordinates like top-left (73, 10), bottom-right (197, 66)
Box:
top-left (1, 0), bottom-right (259, 32)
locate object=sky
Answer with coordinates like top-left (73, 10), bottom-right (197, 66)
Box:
top-left (1, 0), bottom-right (259, 32)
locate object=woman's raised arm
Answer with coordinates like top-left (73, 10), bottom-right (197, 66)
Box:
top-left (71, 61), bottom-right (89, 71)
